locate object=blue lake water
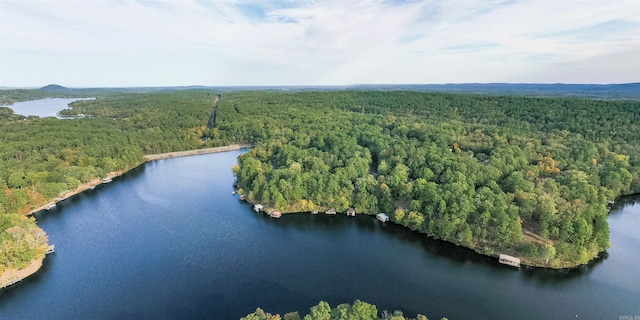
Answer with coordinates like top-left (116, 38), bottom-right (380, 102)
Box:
top-left (0, 150), bottom-right (638, 319)
top-left (7, 98), bottom-right (94, 118)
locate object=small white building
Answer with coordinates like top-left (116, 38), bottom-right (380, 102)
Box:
top-left (376, 213), bottom-right (389, 222)
top-left (253, 204), bottom-right (263, 212)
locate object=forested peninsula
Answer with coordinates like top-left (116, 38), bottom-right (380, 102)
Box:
top-left (240, 300), bottom-right (444, 320)
top-left (1, 89), bottom-right (639, 276)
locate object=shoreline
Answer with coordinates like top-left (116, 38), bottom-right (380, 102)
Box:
top-left (27, 170), bottom-right (126, 216)
top-left (13, 142), bottom-right (627, 284)
top-left (241, 201), bottom-right (620, 270)
top-left (143, 144), bottom-right (252, 161)
top-left (27, 144), bottom-right (252, 216)
top-left (0, 258), bottom-right (43, 289)
top-left (11, 144), bottom-right (254, 287)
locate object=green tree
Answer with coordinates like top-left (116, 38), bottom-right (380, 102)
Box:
top-left (304, 301), bottom-right (331, 320)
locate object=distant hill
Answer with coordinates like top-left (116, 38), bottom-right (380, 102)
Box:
top-left (40, 84), bottom-right (70, 91)
top-left (16, 82), bottom-right (639, 100)
top-left (349, 83), bottom-right (640, 99)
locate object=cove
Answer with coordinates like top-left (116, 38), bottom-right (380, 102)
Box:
top-left (7, 98), bottom-right (94, 118)
top-left (0, 150), bottom-right (638, 319)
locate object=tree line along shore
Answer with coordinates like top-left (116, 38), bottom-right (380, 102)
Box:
top-left (24, 144), bottom-right (252, 215)
top-left (1, 89), bottom-right (639, 280)
top-left (1, 144), bottom-right (251, 287)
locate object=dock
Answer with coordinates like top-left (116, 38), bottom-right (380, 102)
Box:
top-left (269, 211), bottom-right (282, 218)
top-left (46, 245), bottom-right (55, 254)
top-left (499, 254), bottom-right (520, 268)
top-left (102, 177), bottom-right (112, 183)
top-left (253, 204), bottom-right (263, 212)
top-left (606, 200), bottom-right (615, 212)
top-left (376, 213), bottom-right (389, 222)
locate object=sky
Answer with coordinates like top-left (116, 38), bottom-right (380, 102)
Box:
top-left (1, 0), bottom-right (639, 87)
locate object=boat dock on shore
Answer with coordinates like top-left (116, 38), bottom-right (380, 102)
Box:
top-left (268, 211), bottom-right (282, 218)
top-left (376, 213), bottom-right (389, 222)
top-left (325, 208), bottom-right (336, 215)
top-left (499, 254), bottom-right (521, 268)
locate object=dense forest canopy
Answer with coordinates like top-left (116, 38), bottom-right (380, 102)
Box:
top-left (224, 91), bottom-right (640, 267)
top-left (0, 91), bottom-right (224, 270)
top-left (1, 89), bottom-right (639, 270)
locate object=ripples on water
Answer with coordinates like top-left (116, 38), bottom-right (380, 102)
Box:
top-left (0, 151), bottom-right (638, 320)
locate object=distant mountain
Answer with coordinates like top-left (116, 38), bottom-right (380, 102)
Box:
top-left (22, 82), bottom-right (640, 100)
top-left (40, 84), bottom-right (70, 91)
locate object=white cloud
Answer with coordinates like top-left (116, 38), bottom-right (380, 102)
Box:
top-left (0, 0), bottom-right (638, 86)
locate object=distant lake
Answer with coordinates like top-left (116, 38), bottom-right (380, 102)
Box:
top-left (0, 150), bottom-right (638, 319)
top-left (7, 98), bottom-right (94, 118)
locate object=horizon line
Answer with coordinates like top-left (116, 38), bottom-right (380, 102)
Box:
top-left (2, 82), bottom-right (639, 90)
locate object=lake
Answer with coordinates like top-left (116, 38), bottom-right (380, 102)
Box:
top-left (7, 98), bottom-right (94, 118)
top-left (0, 150), bottom-right (638, 319)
